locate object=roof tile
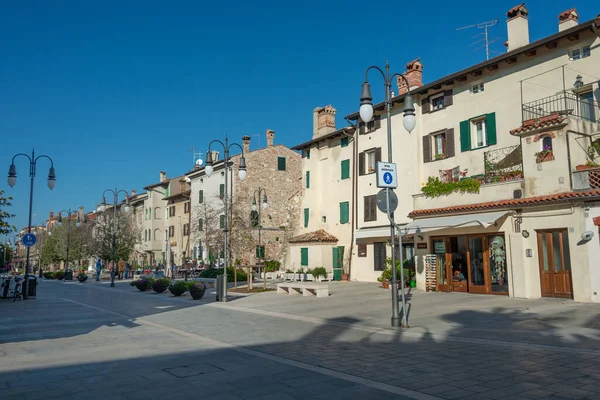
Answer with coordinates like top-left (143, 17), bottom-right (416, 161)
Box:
top-left (288, 229), bottom-right (338, 244)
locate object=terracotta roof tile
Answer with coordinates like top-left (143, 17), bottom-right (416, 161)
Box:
top-left (288, 229), bottom-right (338, 244)
top-left (409, 190), bottom-right (600, 218)
top-left (559, 8), bottom-right (578, 22)
top-left (510, 113), bottom-right (566, 135)
top-left (507, 3), bottom-right (528, 18)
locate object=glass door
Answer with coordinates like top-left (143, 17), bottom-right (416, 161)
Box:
top-left (433, 239), bottom-right (450, 292)
top-left (488, 235), bottom-right (508, 294)
top-left (467, 236), bottom-right (487, 294)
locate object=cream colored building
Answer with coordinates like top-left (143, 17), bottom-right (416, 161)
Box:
top-left (129, 190), bottom-right (149, 267)
top-left (142, 171), bottom-right (171, 266)
top-left (163, 176), bottom-right (191, 266)
top-left (344, 5), bottom-right (600, 302)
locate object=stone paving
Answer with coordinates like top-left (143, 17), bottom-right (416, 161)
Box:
top-left (2, 279), bottom-right (600, 399)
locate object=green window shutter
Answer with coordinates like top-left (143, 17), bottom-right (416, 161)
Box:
top-left (339, 201), bottom-right (349, 224)
top-left (486, 112), bottom-right (497, 146)
top-left (341, 159), bottom-right (350, 180)
top-left (301, 248), bottom-right (308, 266)
top-left (219, 215), bottom-right (225, 229)
top-left (306, 171), bottom-right (310, 189)
top-left (278, 157), bottom-right (286, 171)
top-left (304, 208), bottom-right (309, 228)
top-left (332, 247), bottom-right (339, 269)
top-left (219, 184), bottom-right (224, 199)
top-left (199, 190), bottom-right (204, 204)
top-left (307, 150), bottom-right (310, 159)
top-left (341, 137), bottom-right (349, 147)
top-left (256, 245), bottom-right (265, 258)
top-left (165, 187), bottom-right (169, 197)
top-left (460, 120), bottom-right (471, 152)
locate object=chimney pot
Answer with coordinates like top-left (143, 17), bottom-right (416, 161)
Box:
top-left (312, 105), bottom-right (337, 139)
top-left (131, 189), bottom-right (137, 197)
top-left (49, 211), bottom-right (54, 218)
top-left (242, 135), bottom-right (251, 153)
top-left (558, 8), bottom-right (578, 32)
top-left (266, 130), bottom-right (274, 147)
top-left (506, 3), bottom-right (529, 52)
top-left (398, 58), bottom-right (423, 95)
top-left (160, 171), bottom-right (167, 182)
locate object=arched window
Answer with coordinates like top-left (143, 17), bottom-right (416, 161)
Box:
top-left (541, 136), bottom-right (553, 152)
top-left (154, 229), bottom-right (161, 241)
top-left (154, 207), bottom-right (161, 219)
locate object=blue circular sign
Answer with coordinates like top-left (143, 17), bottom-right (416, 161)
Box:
top-left (383, 172), bottom-right (393, 185)
top-left (22, 233), bottom-right (37, 248)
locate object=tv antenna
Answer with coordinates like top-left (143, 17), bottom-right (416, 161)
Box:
top-left (189, 147), bottom-right (204, 166)
top-left (456, 19), bottom-right (500, 61)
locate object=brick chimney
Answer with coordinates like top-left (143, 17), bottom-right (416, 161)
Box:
top-left (398, 58), bottom-right (423, 95)
top-left (266, 130), bottom-right (274, 147)
top-left (506, 3), bottom-right (529, 52)
top-left (312, 105), bottom-right (336, 139)
top-left (79, 206), bottom-right (84, 216)
top-left (559, 8), bottom-right (578, 32)
top-left (160, 171), bottom-right (167, 182)
top-left (242, 135), bottom-right (251, 153)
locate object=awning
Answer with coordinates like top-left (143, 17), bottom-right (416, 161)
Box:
top-left (405, 211), bottom-right (510, 233)
top-left (355, 227), bottom-right (393, 240)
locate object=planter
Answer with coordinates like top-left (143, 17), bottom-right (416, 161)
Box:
top-left (381, 281), bottom-right (390, 289)
top-left (536, 152), bottom-right (554, 163)
top-left (152, 283), bottom-right (168, 293)
top-left (77, 276), bottom-right (88, 283)
top-left (189, 288), bottom-right (206, 300)
top-left (341, 273), bottom-right (349, 281)
top-left (135, 282), bottom-right (149, 292)
top-left (452, 281), bottom-right (468, 292)
top-left (168, 285), bottom-right (187, 297)
top-left (576, 165), bottom-right (598, 171)
top-left (410, 279), bottom-right (416, 288)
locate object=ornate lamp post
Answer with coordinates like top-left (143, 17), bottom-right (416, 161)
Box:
top-left (99, 189), bottom-right (130, 287)
top-left (251, 188), bottom-right (268, 289)
top-left (359, 61), bottom-right (416, 328)
top-left (203, 136), bottom-right (247, 302)
top-left (57, 209), bottom-right (86, 279)
top-left (7, 149), bottom-right (56, 299)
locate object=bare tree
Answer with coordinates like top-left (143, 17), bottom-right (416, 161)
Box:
top-left (190, 198), bottom-right (224, 264)
top-left (91, 209), bottom-right (140, 263)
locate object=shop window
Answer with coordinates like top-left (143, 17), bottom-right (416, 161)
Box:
top-left (373, 242), bottom-right (386, 271)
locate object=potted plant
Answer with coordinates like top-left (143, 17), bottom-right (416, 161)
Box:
top-left (43, 272), bottom-right (55, 280)
top-left (54, 270), bottom-right (65, 280)
top-left (151, 278), bottom-right (171, 293)
top-left (341, 264), bottom-right (349, 281)
top-left (311, 267), bottom-right (327, 282)
top-left (296, 267), bottom-right (305, 281)
top-left (77, 272), bottom-right (88, 283)
top-left (168, 280), bottom-right (188, 296)
top-left (535, 145), bottom-right (553, 163)
top-left (131, 277), bottom-right (152, 292)
top-left (186, 281), bottom-right (207, 300)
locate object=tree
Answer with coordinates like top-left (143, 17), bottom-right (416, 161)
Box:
top-left (191, 199), bottom-right (224, 263)
top-left (1, 243), bottom-right (13, 268)
top-left (91, 208), bottom-right (140, 263)
top-left (39, 221), bottom-right (93, 269)
top-left (0, 189), bottom-right (16, 236)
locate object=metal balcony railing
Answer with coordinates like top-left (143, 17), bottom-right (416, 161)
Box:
top-left (522, 92), bottom-right (599, 122)
top-left (483, 145), bottom-right (523, 184)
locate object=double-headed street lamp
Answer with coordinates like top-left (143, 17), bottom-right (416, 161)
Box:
top-left (99, 188), bottom-right (130, 288)
top-left (251, 188), bottom-right (268, 290)
top-left (7, 149), bottom-right (56, 299)
top-left (57, 209), bottom-right (86, 279)
top-left (359, 61), bottom-right (416, 328)
top-left (203, 136), bottom-right (247, 303)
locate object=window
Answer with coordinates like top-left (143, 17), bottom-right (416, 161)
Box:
top-left (306, 149), bottom-right (311, 159)
top-left (165, 208), bottom-right (169, 220)
top-left (322, 216), bottom-right (327, 223)
top-left (470, 83), bottom-right (484, 94)
top-left (459, 113), bottom-right (497, 152)
top-left (184, 202), bottom-right (190, 214)
top-left (358, 116), bottom-right (381, 134)
top-left (154, 207), bottom-right (161, 219)
top-left (421, 90), bottom-right (453, 114)
top-left (277, 157), bottom-right (286, 171)
top-left (149, 208), bottom-right (152, 220)
top-left (198, 218), bottom-right (204, 231)
top-left (256, 245), bottom-right (265, 259)
top-left (154, 229), bottom-right (160, 240)
top-left (198, 190), bottom-right (204, 204)
top-left (359, 148), bottom-right (381, 175)
top-left (169, 206), bottom-right (175, 217)
top-left (542, 136), bottom-right (553, 152)
top-left (219, 215), bottom-right (225, 229)
top-left (300, 248), bottom-right (308, 266)
top-left (364, 195), bottom-right (377, 222)
top-left (144, 230), bottom-right (148, 241)
top-left (423, 129), bottom-right (455, 163)
top-left (339, 201), bottom-right (349, 224)
top-left (306, 171), bottom-right (310, 189)
top-left (373, 242), bottom-right (386, 271)
top-left (169, 226), bottom-right (174, 237)
top-left (219, 184), bottom-right (225, 199)
top-left (250, 210), bottom-right (259, 227)
top-left (183, 224), bottom-right (189, 236)
top-left (570, 45), bottom-right (591, 60)
top-left (304, 208), bottom-right (309, 228)
top-left (431, 93), bottom-right (444, 110)
top-left (579, 92), bottom-right (596, 121)
top-left (434, 131), bottom-right (446, 158)
top-left (341, 159), bottom-right (350, 180)
top-left (341, 137), bottom-right (349, 147)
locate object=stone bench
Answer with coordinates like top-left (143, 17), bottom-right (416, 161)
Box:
top-left (277, 282), bottom-right (329, 298)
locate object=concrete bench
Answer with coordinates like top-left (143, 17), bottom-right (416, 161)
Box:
top-left (277, 283), bottom-right (329, 298)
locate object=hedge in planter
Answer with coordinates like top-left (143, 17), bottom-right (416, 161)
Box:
top-left (54, 271), bottom-right (65, 280)
top-left (169, 280), bottom-right (188, 296)
top-left (152, 278), bottom-right (171, 293)
top-left (43, 272), bottom-right (55, 280)
top-left (77, 273), bottom-right (88, 283)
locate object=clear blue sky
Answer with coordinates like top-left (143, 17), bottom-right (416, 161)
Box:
top-left (1, 0), bottom-right (597, 241)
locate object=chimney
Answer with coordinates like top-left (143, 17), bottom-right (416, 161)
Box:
top-left (398, 58), bottom-right (423, 95)
top-left (210, 150), bottom-right (219, 162)
top-left (160, 171), bottom-right (167, 182)
top-left (312, 105), bottom-right (337, 139)
top-left (79, 206), bottom-right (84, 216)
top-left (49, 211), bottom-right (54, 219)
top-left (266, 129), bottom-right (274, 147)
top-left (242, 135), bottom-right (251, 153)
top-left (559, 8), bottom-right (578, 32)
top-left (131, 189), bottom-right (137, 197)
top-left (506, 3), bottom-right (529, 52)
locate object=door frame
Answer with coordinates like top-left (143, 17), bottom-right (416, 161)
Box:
top-left (466, 234), bottom-right (488, 294)
top-left (536, 229), bottom-right (573, 299)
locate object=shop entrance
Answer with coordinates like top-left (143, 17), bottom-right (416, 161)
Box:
top-left (432, 234), bottom-right (508, 295)
top-left (537, 230), bottom-right (573, 299)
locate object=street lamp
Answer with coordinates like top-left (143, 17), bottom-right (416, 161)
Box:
top-left (7, 149), bottom-right (55, 299)
top-left (359, 61), bottom-right (416, 328)
top-left (99, 188), bottom-right (130, 287)
top-left (57, 209), bottom-right (86, 279)
top-left (202, 135), bottom-right (247, 302)
top-left (251, 188), bottom-right (268, 290)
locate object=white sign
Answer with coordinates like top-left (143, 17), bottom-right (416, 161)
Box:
top-left (376, 162), bottom-right (398, 188)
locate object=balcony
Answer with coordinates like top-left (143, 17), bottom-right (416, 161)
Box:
top-left (522, 92), bottom-right (599, 123)
top-left (573, 167), bottom-right (600, 190)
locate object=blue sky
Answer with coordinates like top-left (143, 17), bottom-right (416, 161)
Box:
top-left (1, 0), bottom-right (597, 241)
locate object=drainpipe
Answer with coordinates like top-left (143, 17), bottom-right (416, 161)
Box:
top-left (344, 119), bottom-right (359, 280)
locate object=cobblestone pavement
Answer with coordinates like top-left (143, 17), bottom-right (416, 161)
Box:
top-left (2, 279), bottom-right (600, 399)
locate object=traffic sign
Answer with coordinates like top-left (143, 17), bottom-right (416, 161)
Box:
top-left (376, 162), bottom-right (398, 188)
top-left (376, 189), bottom-right (398, 213)
top-left (22, 233), bottom-right (37, 248)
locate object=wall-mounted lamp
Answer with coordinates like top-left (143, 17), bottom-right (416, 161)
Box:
top-left (417, 235), bottom-right (424, 241)
top-left (574, 75), bottom-right (584, 88)
top-left (582, 231), bottom-right (595, 241)
top-left (522, 230), bottom-right (530, 238)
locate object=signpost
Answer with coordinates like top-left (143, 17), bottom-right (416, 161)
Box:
top-left (376, 189), bottom-right (398, 214)
top-left (376, 162), bottom-right (398, 189)
top-left (22, 233), bottom-right (37, 248)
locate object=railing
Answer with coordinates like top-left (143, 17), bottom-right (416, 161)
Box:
top-left (573, 167), bottom-right (600, 190)
top-left (522, 92), bottom-right (599, 122)
top-left (483, 145), bottom-right (523, 184)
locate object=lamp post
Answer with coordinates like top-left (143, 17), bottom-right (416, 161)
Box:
top-left (251, 188), bottom-right (268, 290)
top-left (359, 61), bottom-right (416, 328)
top-left (57, 209), bottom-right (86, 279)
top-left (99, 188), bottom-right (130, 287)
top-left (203, 136), bottom-right (248, 302)
top-left (7, 149), bottom-right (56, 299)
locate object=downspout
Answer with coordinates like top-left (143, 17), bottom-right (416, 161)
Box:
top-left (344, 119), bottom-right (359, 280)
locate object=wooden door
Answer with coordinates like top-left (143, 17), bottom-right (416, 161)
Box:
top-left (537, 230), bottom-right (573, 299)
top-left (467, 235), bottom-right (489, 294)
top-left (432, 238), bottom-right (451, 292)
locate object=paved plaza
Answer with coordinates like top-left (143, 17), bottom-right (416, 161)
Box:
top-left (2, 279), bottom-right (600, 399)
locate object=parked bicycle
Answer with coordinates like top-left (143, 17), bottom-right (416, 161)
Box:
top-left (0, 275), bottom-right (22, 302)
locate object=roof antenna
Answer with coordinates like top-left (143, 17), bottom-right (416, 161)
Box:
top-left (456, 19), bottom-right (500, 61)
top-left (189, 147), bottom-right (204, 167)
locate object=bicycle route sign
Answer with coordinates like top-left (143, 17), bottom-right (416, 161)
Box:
top-left (376, 162), bottom-right (398, 189)
top-left (22, 233), bottom-right (37, 248)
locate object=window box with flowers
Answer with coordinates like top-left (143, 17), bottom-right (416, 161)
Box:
top-left (535, 145), bottom-right (554, 163)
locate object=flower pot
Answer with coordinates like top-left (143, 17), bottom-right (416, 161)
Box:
top-left (576, 165), bottom-right (597, 171)
top-left (536, 152), bottom-right (554, 163)
top-left (189, 288), bottom-right (206, 300)
top-left (77, 276), bottom-right (88, 283)
top-left (341, 273), bottom-right (349, 281)
top-left (381, 281), bottom-right (390, 289)
top-left (135, 282), bottom-right (149, 292)
top-left (168, 285), bottom-right (187, 297)
top-left (152, 283), bottom-right (168, 293)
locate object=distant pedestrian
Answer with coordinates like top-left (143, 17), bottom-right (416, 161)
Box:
top-left (124, 262), bottom-right (131, 280)
top-left (95, 259), bottom-right (102, 281)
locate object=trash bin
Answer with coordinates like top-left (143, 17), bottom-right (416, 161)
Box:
top-left (65, 269), bottom-right (73, 281)
top-left (24, 275), bottom-right (37, 297)
top-left (216, 275), bottom-right (223, 302)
